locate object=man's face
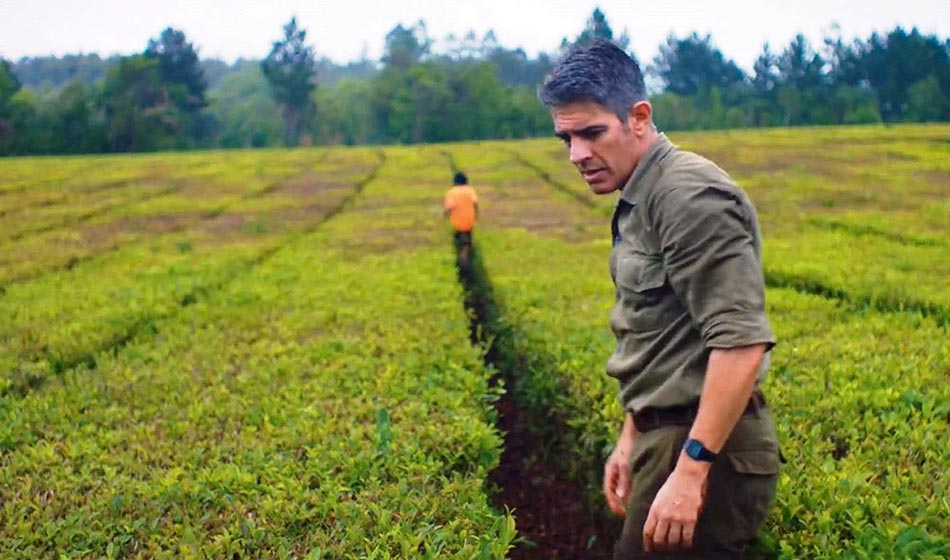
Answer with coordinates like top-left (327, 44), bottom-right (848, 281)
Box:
top-left (551, 101), bottom-right (642, 195)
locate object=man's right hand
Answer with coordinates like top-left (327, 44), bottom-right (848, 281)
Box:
top-left (604, 437), bottom-right (633, 516)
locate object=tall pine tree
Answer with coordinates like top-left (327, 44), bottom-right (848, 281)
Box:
top-left (262, 17), bottom-right (318, 146)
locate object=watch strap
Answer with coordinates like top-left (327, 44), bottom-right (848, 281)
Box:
top-left (684, 438), bottom-right (718, 462)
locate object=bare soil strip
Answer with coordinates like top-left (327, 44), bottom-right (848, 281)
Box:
top-left (456, 247), bottom-right (619, 559)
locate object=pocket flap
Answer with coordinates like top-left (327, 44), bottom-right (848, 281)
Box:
top-left (726, 450), bottom-right (781, 475)
top-left (618, 255), bottom-right (666, 293)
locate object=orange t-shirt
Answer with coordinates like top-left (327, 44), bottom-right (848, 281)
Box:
top-left (443, 185), bottom-right (478, 232)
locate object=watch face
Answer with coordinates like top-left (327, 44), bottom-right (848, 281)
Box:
top-left (684, 439), bottom-right (716, 462)
top-left (685, 439), bottom-right (702, 458)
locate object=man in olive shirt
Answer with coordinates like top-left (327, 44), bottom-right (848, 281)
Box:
top-left (539, 40), bottom-right (782, 558)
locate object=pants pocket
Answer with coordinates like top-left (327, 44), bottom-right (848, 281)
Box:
top-left (697, 448), bottom-right (780, 549)
top-left (726, 449), bottom-right (781, 476)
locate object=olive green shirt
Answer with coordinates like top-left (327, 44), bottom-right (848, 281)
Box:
top-left (607, 133), bottom-right (776, 413)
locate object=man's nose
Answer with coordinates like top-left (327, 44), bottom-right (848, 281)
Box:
top-left (569, 139), bottom-right (592, 165)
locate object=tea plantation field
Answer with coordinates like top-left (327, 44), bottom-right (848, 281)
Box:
top-left (1, 124), bottom-right (947, 558)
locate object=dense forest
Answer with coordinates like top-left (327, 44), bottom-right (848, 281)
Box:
top-left (1, 8), bottom-right (948, 155)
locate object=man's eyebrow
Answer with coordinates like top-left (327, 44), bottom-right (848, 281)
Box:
top-left (555, 125), bottom-right (608, 138)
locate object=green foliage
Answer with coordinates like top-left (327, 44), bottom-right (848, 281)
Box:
top-left (370, 60), bottom-right (548, 144)
top-left (99, 55), bottom-right (181, 152)
top-left (145, 28), bottom-right (208, 112)
top-left (0, 59), bottom-right (20, 109)
top-left (313, 79), bottom-right (374, 145)
top-left (906, 74), bottom-right (948, 122)
top-left (208, 65), bottom-right (283, 148)
top-left (446, 124), bottom-right (949, 557)
top-left (261, 17), bottom-right (318, 146)
top-left (832, 85), bottom-right (882, 124)
top-left (0, 60), bottom-right (25, 154)
top-left (144, 27), bottom-right (215, 146)
top-left (0, 145), bottom-right (514, 557)
top-left (36, 80), bottom-right (107, 153)
top-left (0, 124), bottom-right (947, 557)
top-left (0, 148), bottom-right (380, 391)
top-left (4, 19), bottom-right (948, 155)
top-left (652, 32), bottom-right (744, 97)
top-left (382, 21), bottom-right (432, 71)
top-left (11, 54), bottom-right (114, 92)
top-left (862, 27), bottom-right (950, 122)
top-left (513, 124), bottom-right (950, 324)
top-left (573, 8), bottom-right (628, 51)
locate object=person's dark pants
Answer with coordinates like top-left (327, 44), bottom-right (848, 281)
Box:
top-left (453, 230), bottom-right (472, 250)
top-left (454, 230), bottom-right (473, 269)
top-left (614, 407), bottom-right (781, 559)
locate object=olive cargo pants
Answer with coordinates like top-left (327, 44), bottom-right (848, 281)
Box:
top-left (614, 407), bottom-right (781, 559)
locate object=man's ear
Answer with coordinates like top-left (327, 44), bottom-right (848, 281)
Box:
top-left (628, 101), bottom-right (653, 134)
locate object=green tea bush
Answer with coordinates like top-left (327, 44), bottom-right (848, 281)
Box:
top-left (0, 147), bottom-right (514, 558)
top-left (450, 129), bottom-right (949, 557)
top-left (474, 229), bottom-right (949, 558)
top-left (1, 124), bottom-right (946, 558)
top-left (512, 125), bottom-right (950, 321)
top-left (0, 148), bottom-right (382, 396)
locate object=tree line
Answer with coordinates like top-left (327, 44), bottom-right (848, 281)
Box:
top-left (1, 8), bottom-right (948, 156)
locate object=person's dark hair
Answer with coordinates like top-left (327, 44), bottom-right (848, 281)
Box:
top-left (453, 171), bottom-right (468, 185)
top-left (539, 39), bottom-right (646, 121)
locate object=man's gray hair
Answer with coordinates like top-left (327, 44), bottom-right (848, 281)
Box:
top-left (539, 39), bottom-right (647, 121)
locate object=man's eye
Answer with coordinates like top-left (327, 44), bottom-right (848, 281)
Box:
top-left (559, 136), bottom-right (571, 147)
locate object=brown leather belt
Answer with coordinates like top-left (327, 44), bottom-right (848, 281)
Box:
top-left (632, 389), bottom-right (767, 433)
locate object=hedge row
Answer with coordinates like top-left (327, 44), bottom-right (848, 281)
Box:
top-left (474, 229), bottom-right (949, 557)
top-left (510, 124), bottom-right (950, 322)
top-left (448, 131), bottom-right (949, 557)
top-left (0, 146), bottom-right (514, 557)
top-left (0, 148), bottom-right (358, 286)
top-left (1, 148), bottom-right (381, 396)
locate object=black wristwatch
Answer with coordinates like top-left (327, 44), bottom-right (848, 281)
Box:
top-left (683, 438), bottom-right (718, 462)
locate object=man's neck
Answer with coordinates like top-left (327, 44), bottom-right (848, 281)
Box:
top-left (638, 128), bottom-right (660, 159)
top-left (627, 128), bottom-right (659, 176)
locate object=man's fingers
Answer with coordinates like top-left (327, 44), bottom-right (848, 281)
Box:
top-left (642, 510), bottom-right (657, 552)
top-left (603, 464), bottom-right (621, 515)
top-left (683, 521), bottom-right (696, 549)
top-left (606, 488), bottom-right (626, 517)
top-left (643, 470), bottom-right (704, 552)
top-left (617, 463), bottom-right (631, 502)
top-left (603, 463), bottom-right (615, 499)
top-left (652, 516), bottom-right (670, 551)
top-left (604, 487), bottom-right (623, 516)
top-left (667, 521), bottom-right (682, 550)
top-left (603, 457), bottom-right (631, 517)
top-left (608, 496), bottom-right (625, 516)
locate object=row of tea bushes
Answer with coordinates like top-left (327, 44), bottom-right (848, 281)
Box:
top-left (510, 124), bottom-right (950, 226)
top-left (510, 125), bottom-right (950, 325)
top-left (0, 147), bottom-right (514, 557)
top-left (0, 149), bottom-right (382, 397)
top-left (475, 228), bottom-right (949, 557)
top-left (764, 225), bottom-right (950, 324)
top-left (0, 148), bottom-right (357, 286)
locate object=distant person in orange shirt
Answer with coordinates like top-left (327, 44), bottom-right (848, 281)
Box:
top-left (443, 171), bottom-right (479, 268)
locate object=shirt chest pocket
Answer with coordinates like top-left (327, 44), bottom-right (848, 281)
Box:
top-left (616, 254), bottom-right (678, 332)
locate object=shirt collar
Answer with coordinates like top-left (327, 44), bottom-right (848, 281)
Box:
top-left (619, 132), bottom-right (675, 204)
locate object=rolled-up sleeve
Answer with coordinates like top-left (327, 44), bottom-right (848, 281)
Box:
top-left (651, 184), bottom-right (775, 350)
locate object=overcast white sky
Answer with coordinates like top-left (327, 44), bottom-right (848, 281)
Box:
top-left (0, 0), bottom-right (947, 71)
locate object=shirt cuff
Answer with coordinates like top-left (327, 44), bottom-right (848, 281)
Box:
top-left (702, 311), bottom-right (777, 351)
